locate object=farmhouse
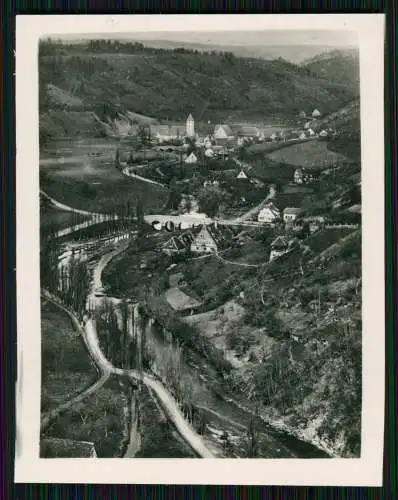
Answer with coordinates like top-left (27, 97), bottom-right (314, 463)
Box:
top-left (283, 207), bottom-right (302, 223)
top-left (162, 231), bottom-right (194, 256)
top-left (190, 223), bottom-right (233, 254)
top-left (257, 202), bottom-right (281, 223)
top-left (214, 124), bottom-right (235, 141)
top-left (237, 126), bottom-right (260, 140)
top-left (151, 124), bottom-right (185, 142)
top-left (185, 152), bottom-right (198, 164)
top-left (269, 235), bottom-right (290, 261)
top-left (312, 108), bottom-right (321, 118)
top-left (236, 169), bottom-right (248, 180)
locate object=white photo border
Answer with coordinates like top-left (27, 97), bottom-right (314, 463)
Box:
top-left (15, 13), bottom-right (385, 486)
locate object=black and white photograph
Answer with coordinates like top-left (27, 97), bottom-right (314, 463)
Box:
top-left (15, 14), bottom-right (385, 485)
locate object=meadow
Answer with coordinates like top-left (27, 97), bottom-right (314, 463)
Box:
top-left (40, 139), bottom-right (169, 214)
top-left (265, 139), bottom-right (350, 168)
top-left (41, 298), bottom-right (98, 413)
top-left (43, 376), bottom-right (131, 457)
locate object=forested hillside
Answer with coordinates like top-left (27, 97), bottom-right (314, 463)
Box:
top-left (302, 49), bottom-right (360, 95)
top-left (39, 39), bottom-right (358, 141)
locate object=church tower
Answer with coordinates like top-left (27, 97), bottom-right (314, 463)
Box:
top-left (186, 113), bottom-right (195, 137)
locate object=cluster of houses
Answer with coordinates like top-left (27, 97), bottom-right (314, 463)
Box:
top-left (257, 202), bottom-right (325, 231)
top-left (149, 113), bottom-right (328, 152)
top-left (160, 209), bottom-right (325, 262)
top-left (257, 202), bottom-right (302, 225)
top-left (138, 110), bottom-right (336, 168)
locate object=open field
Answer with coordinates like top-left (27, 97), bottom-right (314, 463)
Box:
top-left (245, 138), bottom-right (312, 156)
top-left (265, 139), bottom-right (350, 167)
top-left (40, 140), bottom-right (169, 214)
top-left (41, 299), bottom-right (98, 413)
top-left (42, 376), bottom-right (130, 457)
top-left (135, 387), bottom-right (196, 458)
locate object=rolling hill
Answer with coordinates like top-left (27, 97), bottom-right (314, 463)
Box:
top-left (39, 40), bottom-right (359, 142)
top-left (301, 49), bottom-right (360, 95)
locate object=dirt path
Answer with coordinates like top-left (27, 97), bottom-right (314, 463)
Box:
top-left (40, 293), bottom-right (111, 432)
top-left (123, 397), bottom-right (141, 458)
top-left (214, 252), bottom-right (260, 268)
top-left (83, 244), bottom-right (215, 458)
top-left (122, 166), bottom-right (168, 189)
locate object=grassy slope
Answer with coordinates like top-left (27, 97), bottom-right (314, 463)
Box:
top-left (39, 41), bottom-right (357, 140)
top-left (42, 376), bottom-right (130, 457)
top-left (135, 387), bottom-right (196, 458)
top-left (102, 232), bottom-right (172, 299)
top-left (265, 139), bottom-right (350, 168)
top-left (302, 49), bottom-right (360, 95)
top-left (40, 141), bottom-right (169, 214)
top-left (41, 299), bottom-right (98, 412)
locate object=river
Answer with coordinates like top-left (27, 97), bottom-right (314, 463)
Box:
top-left (137, 309), bottom-right (330, 459)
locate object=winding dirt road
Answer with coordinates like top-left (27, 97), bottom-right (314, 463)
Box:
top-left (40, 293), bottom-right (111, 432)
top-left (83, 318), bottom-right (214, 458)
top-left (84, 242), bottom-right (215, 458)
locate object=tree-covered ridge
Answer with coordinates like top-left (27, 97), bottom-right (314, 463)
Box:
top-left (39, 39), bottom-right (358, 136)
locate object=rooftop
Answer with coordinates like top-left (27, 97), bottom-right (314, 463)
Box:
top-left (283, 207), bottom-right (302, 215)
top-left (165, 287), bottom-right (202, 311)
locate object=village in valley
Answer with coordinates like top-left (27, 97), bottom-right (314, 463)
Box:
top-left (115, 109), bottom-right (358, 262)
top-left (39, 36), bottom-right (362, 460)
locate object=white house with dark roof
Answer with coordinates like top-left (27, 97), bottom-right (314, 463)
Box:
top-left (258, 202), bottom-right (281, 223)
top-left (214, 124), bottom-right (235, 140)
top-left (283, 207), bottom-right (302, 223)
top-left (190, 223), bottom-right (233, 254)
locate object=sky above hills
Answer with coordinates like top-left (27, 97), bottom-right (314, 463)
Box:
top-left (54, 30), bottom-right (358, 64)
